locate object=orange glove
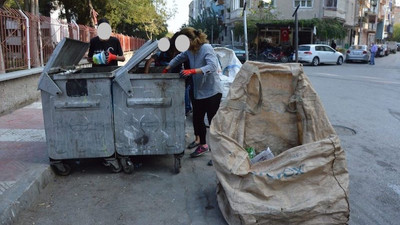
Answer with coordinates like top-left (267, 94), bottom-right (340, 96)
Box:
top-left (180, 69), bottom-right (196, 77)
top-left (107, 52), bottom-right (117, 64)
top-left (162, 68), bottom-right (168, 73)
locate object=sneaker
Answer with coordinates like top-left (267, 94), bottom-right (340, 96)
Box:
top-left (187, 141), bottom-right (200, 149)
top-left (190, 145), bottom-right (209, 158)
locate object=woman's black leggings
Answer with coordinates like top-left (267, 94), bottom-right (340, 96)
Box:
top-left (192, 93), bottom-right (222, 145)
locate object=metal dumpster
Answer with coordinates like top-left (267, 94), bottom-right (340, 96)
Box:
top-left (113, 41), bottom-right (186, 173)
top-left (38, 38), bottom-right (121, 175)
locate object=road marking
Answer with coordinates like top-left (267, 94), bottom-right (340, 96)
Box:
top-left (0, 129), bottom-right (45, 142)
top-left (388, 184), bottom-right (400, 197)
top-left (0, 181), bottom-right (16, 195)
top-left (313, 73), bottom-right (400, 85)
top-left (316, 73), bottom-right (340, 77)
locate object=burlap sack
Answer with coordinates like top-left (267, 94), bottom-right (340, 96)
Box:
top-left (210, 61), bottom-right (350, 225)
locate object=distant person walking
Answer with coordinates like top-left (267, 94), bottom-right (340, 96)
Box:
top-left (330, 40), bottom-right (337, 50)
top-left (370, 43), bottom-right (377, 65)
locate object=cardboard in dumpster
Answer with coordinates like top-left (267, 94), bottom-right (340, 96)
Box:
top-left (210, 61), bottom-right (350, 225)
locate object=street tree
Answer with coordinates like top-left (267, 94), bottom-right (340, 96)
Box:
top-left (187, 8), bottom-right (222, 43)
top-left (233, 2), bottom-right (277, 47)
top-left (38, 0), bottom-right (172, 39)
top-left (392, 23), bottom-right (400, 42)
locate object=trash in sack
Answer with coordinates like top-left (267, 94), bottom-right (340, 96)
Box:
top-left (250, 147), bottom-right (274, 164)
top-left (214, 47), bottom-right (242, 101)
top-left (210, 61), bottom-right (350, 225)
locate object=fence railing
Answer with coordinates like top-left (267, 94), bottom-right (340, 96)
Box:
top-left (0, 7), bottom-right (146, 74)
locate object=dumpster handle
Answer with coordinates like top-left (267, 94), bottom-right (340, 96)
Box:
top-left (127, 97), bottom-right (172, 107)
top-left (54, 100), bottom-right (100, 109)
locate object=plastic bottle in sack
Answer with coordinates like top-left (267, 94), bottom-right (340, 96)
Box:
top-left (245, 147), bottom-right (256, 159)
top-left (250, 147), bottom-right (274, 164)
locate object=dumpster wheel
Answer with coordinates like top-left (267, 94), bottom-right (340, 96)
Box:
top-left (174, 152), bottom-right (184, 174)
top-left (120, 157), bottom-right (134, 174)
top-left (50, 160), bottom-right (71, 176)
top-left (104, 158), bottom-right (122, 173)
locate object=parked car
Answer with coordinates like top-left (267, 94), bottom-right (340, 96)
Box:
top-left (382, 44), bottom-right (389, 56)
top-left (386, 41), bottom-right (397, 54)
top-left (397, 42), bottom-right (400, 51)
top-left (376, 44), bottom-right (384, 57)
top-left (224, 45), bottom-right (246, 62)
top-left (345, 45), bottom-right (370, 63)
top-left (294, 44), bottom-right (344, 66)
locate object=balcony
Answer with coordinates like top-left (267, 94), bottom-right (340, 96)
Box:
top-left (367, 23), bottom-right (376, 33)
top-left (323, 8), bottom-right (346, 21)
top-left (365, 11), bottom-right (377, 23)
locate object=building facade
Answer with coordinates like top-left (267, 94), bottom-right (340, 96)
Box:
top-left (188, 0), bottom-right (397, 47)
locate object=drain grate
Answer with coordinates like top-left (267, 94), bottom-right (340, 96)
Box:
top-left (332, 125), bottom-right (356, 136)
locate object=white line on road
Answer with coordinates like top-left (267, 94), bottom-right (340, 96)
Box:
top-left (0, 129), bottom-right (45, 142)
top-left (0, 181), bottom-right (16, 195)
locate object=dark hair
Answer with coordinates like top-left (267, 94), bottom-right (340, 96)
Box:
top-left (98, 18), bottom-right (109, 25)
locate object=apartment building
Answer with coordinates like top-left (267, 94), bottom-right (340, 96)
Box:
top-left (207, 0), bottom-right (358, 47)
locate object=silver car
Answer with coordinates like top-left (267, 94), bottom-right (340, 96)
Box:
top-left (345, 45), bottom-right (370, 63)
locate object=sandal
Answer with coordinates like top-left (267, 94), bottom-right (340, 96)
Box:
top-left (187, 141), bottom-right (200, 149)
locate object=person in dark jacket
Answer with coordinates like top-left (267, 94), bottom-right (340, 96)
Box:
top-left (88, 18), bottom-right (125, 66)
top-left (330, 40), bottom-right (337, 50)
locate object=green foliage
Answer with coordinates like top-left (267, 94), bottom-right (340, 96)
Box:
top-left (29, 0), bottom-right (173, 39)
top-left (391, 23), bottom-right (400, 42)
top-left (233, 6), bottom-right (278, 45)
top-left (188, 8), bottom-right (222, 43)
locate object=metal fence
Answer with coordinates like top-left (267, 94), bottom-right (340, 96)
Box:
top-left (0, 7), bottom-right (146, 73)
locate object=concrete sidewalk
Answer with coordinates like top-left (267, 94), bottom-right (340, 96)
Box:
top-left (0, 101), bottom-right (54, 225)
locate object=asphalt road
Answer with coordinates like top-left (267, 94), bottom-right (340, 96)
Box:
top-left (14, 53), bottom-right (400, 225)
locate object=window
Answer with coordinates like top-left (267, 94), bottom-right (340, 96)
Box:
top-left (315, 46), bottom-right (324, 51)
top-left (294, 0), bottom-right (313, 8)
top-left (324, 0), bottom-right (337, 8)
top-left (240, 0), bottom-right (244, 7)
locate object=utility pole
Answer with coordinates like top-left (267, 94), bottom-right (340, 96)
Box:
top-left (243, 1), bottom-right (249, 61)
top-left (292, 4), bottom-right (300, 63)
top-left (358, 0), bottom-right (363, 45)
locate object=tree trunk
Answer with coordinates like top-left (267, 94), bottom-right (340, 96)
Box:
top-left (88, 0), bottom-right (95, 27)
top-left (24, 0), bottom-right (29, 11)
top-left (0, 44), bottom-right (5, 74)
top-left (0, 0), bottom-right (7, 7)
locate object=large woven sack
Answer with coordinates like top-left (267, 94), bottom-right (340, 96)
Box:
top-left (210, 61), bottom-right (350, 225)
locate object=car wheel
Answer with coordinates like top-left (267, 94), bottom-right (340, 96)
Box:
top-left (312, 57), bottom-right (319, 66)
top-left (337, 56), bottom-right (343, 65)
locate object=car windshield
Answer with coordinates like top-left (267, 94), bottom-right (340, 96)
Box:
top-left (298, 46), bottom-right (310, 51)
top-left (225, 45), bottom-right (244, 50)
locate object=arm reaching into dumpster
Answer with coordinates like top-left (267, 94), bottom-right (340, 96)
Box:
top-left (87, 18), bottom-right (125, 66)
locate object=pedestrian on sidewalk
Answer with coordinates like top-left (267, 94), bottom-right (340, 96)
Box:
top-left (88, 18), bottom-right (125, 66)
top-left (164, 27), bottom-right (222, 158)
top-left (330, 40), bottom-right (337, 50)
top-left (370, 43), bottom-right (377, 65)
